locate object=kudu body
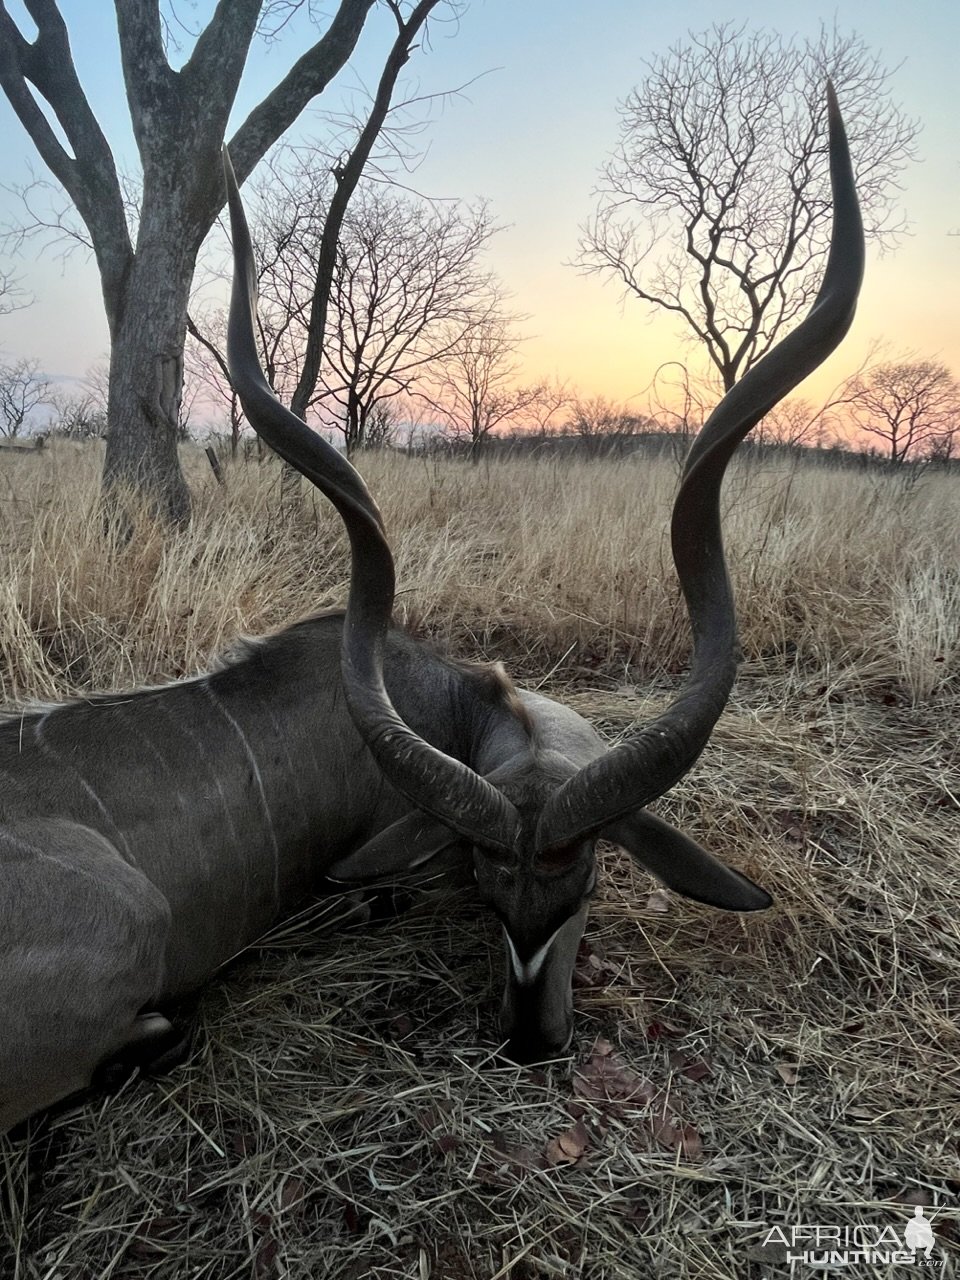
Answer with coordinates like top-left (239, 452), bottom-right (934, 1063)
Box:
top-left (0, 87), bottom-right (862, 1133)
top-left (0, 623), bottom-right (549, 1133)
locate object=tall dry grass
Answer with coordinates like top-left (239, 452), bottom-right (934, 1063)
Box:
top-left (0, 440), bottom-right (958, 1279)
top-left (1, 442), bottom-right (957, 704)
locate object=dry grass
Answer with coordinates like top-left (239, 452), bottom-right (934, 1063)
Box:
top-left (0, 441), bottom-right (958, 1279)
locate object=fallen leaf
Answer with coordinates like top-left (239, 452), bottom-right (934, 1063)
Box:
top-left (488, 1130), bottom-right (544, 1171)
top-left (254, 1237), bottom-right (279, 1279)
top-left (649, 1109), bottom-right (703, 1160)
top-left (645, 1018), bottom-right (683, 1041)
top-left (130, 1217), bottom-right (181, 1259)
top-left (545, 1119), bottom-right (590, 1165)
top-left (574, 1039), bottom-right (704, 1161)
top-left (278, 1176), bottom-right (307, 1214)
top-left (668, 1051), bottom-right (712, 1082)
top-left (623, 1193), bottom-right (650, 1227)
top-left (678, 1123), bottom-right (704, 1160)
top-left (390, 1013), bottom-right (414, 1038)
top-left (573, 1049), bottom-right (655, 1106)
top-left (574, 948), bottom-right (618, 988)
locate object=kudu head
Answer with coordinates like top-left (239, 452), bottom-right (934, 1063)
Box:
top-left (223, 84), bottom-right (864, 1063)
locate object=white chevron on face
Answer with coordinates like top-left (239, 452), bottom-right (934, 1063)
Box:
top-left (503, 923), bottom-right (564, 987)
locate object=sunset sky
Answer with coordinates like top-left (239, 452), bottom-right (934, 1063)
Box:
top-left (0, 0), bottom-right (957, 426)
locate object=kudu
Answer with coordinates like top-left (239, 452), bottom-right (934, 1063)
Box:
top-left (0, 88), bottom-right (861, 1135)
top-left (226, 86), bottom-right (863, 1059)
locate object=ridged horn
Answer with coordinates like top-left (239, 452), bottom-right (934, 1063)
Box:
top-left (222, 148), bottom-right (519, 855)
top-left (536, 83), bottom-right (864, 853)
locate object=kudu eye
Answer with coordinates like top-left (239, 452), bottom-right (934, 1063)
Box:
top-left (474, 845), bottom-right (517, 874)
top-left (534, 843), bottom-right (581, 875)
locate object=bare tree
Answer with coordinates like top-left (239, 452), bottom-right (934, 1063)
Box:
top-left (524, 380), bottom-right (572, 439)
top-left (753, 397), bottom-right (829, 449)
top-left (0, 0), bottom-right (407, 521)
top-left (646, 363), bottom-right (708, 439)
top-left (0, 266), bottom-right (29, 316)
top-left (207, 151), bottom-right (330, 413)
top-left (565, 393), bottom-right (648, 456)
top-left (0, 357), bottom-right (49, 436)
top-left (42, 360), bottom-right (112, 440)
top-left (284, 1), bottom-right (449, 432)
top-left (188, 0), bottom-right (449, 482)
top-left (46, 391), bottom-right (106, 441)
top-left (323, 189), bottom-right (503, 453)
top-left (186, 312), bottom-right (246, 456)
top-left (429, 305), bottom-right (544, 458)
top-left (197, 156), bottom-right (506, 455)
top-left (580, 23), bottom-right (917, 391)
top-left (361, 401), bottom-right (400, 450)
top-left (841, 359), bottom-right (960, 463)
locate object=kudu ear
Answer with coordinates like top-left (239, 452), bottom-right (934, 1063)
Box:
top-left (602, 810), bottom-right (772, 912)
top-left (328, 813), bottom-right (462, 882)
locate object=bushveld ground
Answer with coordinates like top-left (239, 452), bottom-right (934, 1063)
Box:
top-left (0, 441), bottom-right (957, 1280)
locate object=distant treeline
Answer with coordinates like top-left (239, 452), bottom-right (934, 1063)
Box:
top-left (406, 429), bottom-right (960, 475)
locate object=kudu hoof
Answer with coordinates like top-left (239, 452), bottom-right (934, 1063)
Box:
top-left (92, 1013), bottom-right (191, 1092)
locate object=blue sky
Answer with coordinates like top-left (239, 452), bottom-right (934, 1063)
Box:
top-left (0, 0), bottom-right (957, 414)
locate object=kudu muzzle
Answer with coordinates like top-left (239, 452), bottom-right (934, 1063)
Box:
top-left (499, 906), bottom-right (588, 1063)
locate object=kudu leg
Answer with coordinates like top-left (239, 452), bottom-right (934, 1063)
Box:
top-left (0, 821), bottom-right (172, 1134)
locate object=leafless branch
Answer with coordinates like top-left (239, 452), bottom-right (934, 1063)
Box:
top-left (0, 357), bottom-right (50, 437)
top-left (579, 22), bottom-right (918, 391)
top-left (839, 356), bottom-right (960, 463)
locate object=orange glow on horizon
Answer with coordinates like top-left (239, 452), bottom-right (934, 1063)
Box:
top-left (507, 233), bottom-right (960, 450)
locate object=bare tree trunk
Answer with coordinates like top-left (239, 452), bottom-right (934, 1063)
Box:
top-left (0, 0), bottom-right (376, 525)
top-left (103, 226), bottom-right (193, 523)
top-left (282, 0), bottom-right (440, 489)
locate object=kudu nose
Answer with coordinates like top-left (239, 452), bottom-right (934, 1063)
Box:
top-left (500, 1021), bottom-right (574, 1066)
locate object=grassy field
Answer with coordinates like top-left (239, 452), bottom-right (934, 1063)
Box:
top-left (0, 441), bottom-right (957, 1279)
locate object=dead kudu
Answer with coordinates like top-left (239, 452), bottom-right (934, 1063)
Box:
top-left (0, 88), bottom-right (862, 1134)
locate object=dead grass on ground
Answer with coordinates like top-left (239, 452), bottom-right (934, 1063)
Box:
top-left (0, 443), bottom-right (957, 1279)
